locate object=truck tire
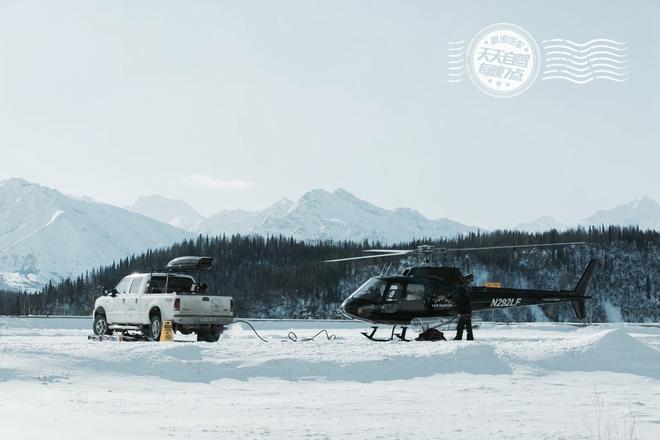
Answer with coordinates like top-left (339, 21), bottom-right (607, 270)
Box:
top-left (197, 326), bottom-right (224, 343)
top-left (93, 313), bottom-right (112, 336)
top-left (148, 314), bottom-right (162, 341)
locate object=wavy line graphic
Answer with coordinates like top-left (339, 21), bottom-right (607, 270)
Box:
top-left (543, 69), bottom-right (628, 78)
top-left (543, 44), bottom-right (629, 54)
top-left (542, 38), bottom-right (628, 47)
top-left (542, 76), bottom-right (629, 84)
top-left (545, 56), bottom-right (629, 66)
top-left (447, 44), bottom-right (466, 83)
top-left (542, 38), bottom-right (629, 83)
top-left (545, 63), bottom-right (629, 73)
top-left (544, 50), bottom-right (629, 59)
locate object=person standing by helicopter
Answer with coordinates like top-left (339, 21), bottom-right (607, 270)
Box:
top-left (453, 287), bottom-right (474, 340)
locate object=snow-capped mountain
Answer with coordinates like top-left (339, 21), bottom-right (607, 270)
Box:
top-left (514, 216), bottom-right (567, 233)
top-left (4, 177), bottom-right (657, 292)
top-left (0, 178), bottom-right (190, 291)
top-left (511, 197), bottom-right (660, 233)
top-left (127, 195), bottom-right (204, 231)
top-left (582, 196), bottom-right (660, 230)
top-left (197, 198), bottom-right (295, 237)
top-left (194, 189), bottom-right (479, 242)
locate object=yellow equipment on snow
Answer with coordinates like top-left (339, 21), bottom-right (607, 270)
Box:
top-left (160, 320), bottom-right (174, 342)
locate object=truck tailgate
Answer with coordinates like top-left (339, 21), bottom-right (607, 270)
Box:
top-left (176, 295), bottom-right (232, 317)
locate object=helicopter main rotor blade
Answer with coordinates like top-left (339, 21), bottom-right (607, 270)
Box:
top-left (324, 251), bottom-right (412, 263)
top-left (442, 241), bottom-right (585, 252)
top-left (324, 241), bottom-right (585, 262)
top-left (362, 249), bottom-right (413, 253)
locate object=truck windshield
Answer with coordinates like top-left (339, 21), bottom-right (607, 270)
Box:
top-left (149, 275), bottom-right (193, 293)
top-left (352, 278), bottom-right (387, 301)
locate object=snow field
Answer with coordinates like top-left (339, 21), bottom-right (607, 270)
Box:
top-left (0, 318), bottom-right (659, 439)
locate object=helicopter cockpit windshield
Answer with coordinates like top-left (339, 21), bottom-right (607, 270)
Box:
top-left (352, 278), bottom-right (387, 301)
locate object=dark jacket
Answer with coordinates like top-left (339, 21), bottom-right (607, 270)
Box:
top-left (455, 288), bottom-right (472, 314)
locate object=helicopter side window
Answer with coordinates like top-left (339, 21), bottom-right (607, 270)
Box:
top-left (384, 283), bottom-right (404, 302)
top-left (352, 278), bottom-right (387, 301)
top-left (405, 283), bottom-right (425, 301)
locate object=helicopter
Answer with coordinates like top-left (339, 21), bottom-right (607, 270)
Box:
top-left (325, 243), bottom-right (597, 341)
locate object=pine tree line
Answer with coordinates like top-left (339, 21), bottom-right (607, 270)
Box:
top-left (1, 226), bottom-right (658, 322)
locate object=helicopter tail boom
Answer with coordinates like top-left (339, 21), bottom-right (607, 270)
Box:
top-left (570, 259), bottom-right (598, 320)
top-left (471, 259), bottom-right (598, 320)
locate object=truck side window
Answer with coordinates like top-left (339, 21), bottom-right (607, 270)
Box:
top-left (167, 276), bottom-right (193, 293)
top-left (148, 276), bottom-right (166, 294)
top-left (114, 277), bottom-right (131, 294)
top-left (128, 276), bottom-right (144, 294)
top-left (148, 275), bottom-right (193, 293)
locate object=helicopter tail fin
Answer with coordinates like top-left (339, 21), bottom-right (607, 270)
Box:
top-left (571, 259), bottom-right (598, 320)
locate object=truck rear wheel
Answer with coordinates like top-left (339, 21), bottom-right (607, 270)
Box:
top-left (197, 326), bottom-right (223, 342)
top-left (148, 314), bottom-right (162, 341)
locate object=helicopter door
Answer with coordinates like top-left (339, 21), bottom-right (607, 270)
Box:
top-left (381, 282), bottom-right (404, 313)
top-left (399, 283), bottom-right (426, 312)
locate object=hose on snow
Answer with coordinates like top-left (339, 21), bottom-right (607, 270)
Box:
top-left (230, 320), bottom-right (336, 343)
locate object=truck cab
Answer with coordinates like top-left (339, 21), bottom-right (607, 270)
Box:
top-left (92, 256), bottom-right (233, 342)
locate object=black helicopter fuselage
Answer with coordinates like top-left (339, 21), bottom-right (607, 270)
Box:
top-left (340, 262), bottom-right (597, 326)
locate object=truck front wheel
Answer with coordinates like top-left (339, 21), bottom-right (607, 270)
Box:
top-left (93, 313), bottom-right (111, 336)
top-left (197, 326), bottom-right (224, 342)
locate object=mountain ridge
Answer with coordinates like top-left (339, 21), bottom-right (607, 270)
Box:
top-left (582, 196), bottom-right (660, 230)
top-left (127, 194), bottom-right (205, 231)
top-left (144, 190), bottom-right (660, 238)
top-left (0, 178), bottom-right (190, 291)
top-left (2, 177), bottom-right (659, 292)
top-left (193, 188), bottom-right (481, 243)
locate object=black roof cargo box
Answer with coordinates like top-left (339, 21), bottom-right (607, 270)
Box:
top-left (166, 256), bottom-right (213, 272)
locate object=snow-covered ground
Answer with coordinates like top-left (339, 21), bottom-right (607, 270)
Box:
top-left (1, 317), bottom-right (659, 440)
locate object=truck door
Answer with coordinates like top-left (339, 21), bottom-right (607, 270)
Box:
top-left (141, 274), bottom-right (167, 320)
top-left (124, 275), bottom-right (145, 324)
top-left (106, 276), bottom-right (131, 323)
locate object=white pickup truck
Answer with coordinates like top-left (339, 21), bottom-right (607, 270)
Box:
top-left (92, 256), bottom-right (233, 342)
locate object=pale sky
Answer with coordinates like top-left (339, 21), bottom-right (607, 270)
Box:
top-left (1, 0), bottom-right (658, 228)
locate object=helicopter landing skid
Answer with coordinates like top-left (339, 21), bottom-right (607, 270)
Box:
top-left (361, 326), bottom-right (410, 342)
